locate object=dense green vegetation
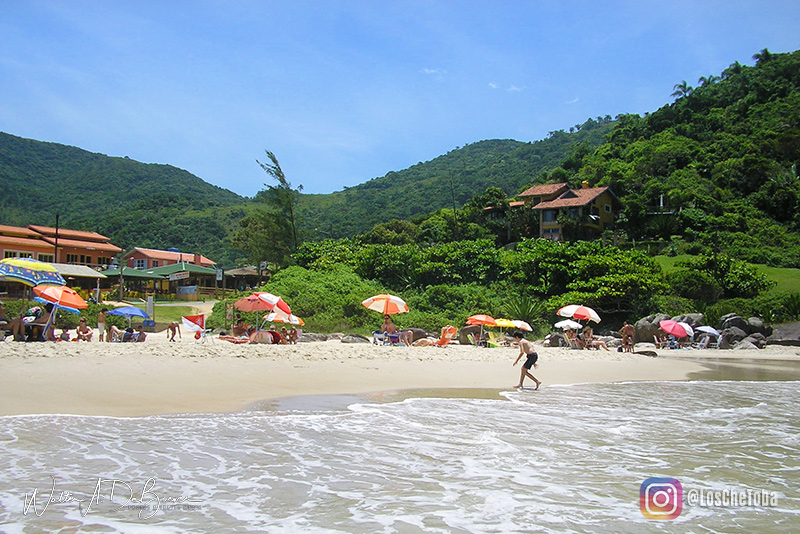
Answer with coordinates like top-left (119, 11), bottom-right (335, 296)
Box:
top-left (5, 48), bottom-right (800, 333)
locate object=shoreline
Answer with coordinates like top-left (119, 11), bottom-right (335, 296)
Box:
top-left (1, 332), bottom-right (799, 417)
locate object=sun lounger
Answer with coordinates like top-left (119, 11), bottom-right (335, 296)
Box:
top-left (435, 326), bottom-right (458, 347)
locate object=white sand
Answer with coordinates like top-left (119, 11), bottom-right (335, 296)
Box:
top-left (1, 331), bottom-right (799, 416)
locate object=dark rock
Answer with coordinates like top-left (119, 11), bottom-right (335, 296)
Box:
top-left (672, 313), bottom-right (704, 328)
top-left (635, 314), bottom-right (671, 344)
top-left (719, 314), bottom-right (749, 333)
top-left (341, 334), bottom-right (370, 344)
top-left (746, 317), bottom-right (772, 337)
top-left (298, 333), bottom-right (328, 343)
top-left (733, 340), bottom-right (759, 350)
top-left (459, 325), bottom-right (483, 345)
top-left (403, 327), bottom-right (427, 342)
top-left (721, 326), bottom-right (748, 347)
top-left (635, 350), bottom-right (658, 357)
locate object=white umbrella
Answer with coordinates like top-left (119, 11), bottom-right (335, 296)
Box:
top-left (511, 320), bottom-right (533, 332)
top-left (696, 325), bottom-right (720, 337)
top-left (554, 319), bottom-right (583, 330)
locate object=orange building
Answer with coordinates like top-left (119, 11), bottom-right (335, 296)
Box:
top-left (0, 224), bottom-right (121, 267)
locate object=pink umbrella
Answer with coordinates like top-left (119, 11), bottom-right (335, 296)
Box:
top-left (659, 320), bottom-right (692, 338)
top-left (557, 304), bottom-right (601, 323)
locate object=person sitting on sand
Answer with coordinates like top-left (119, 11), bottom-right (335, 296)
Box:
top-left (0, 302), bottom-right (27, 341)
top-left (280, 327), bottom-right (289, 344)
top-left (135, 326), bottom-right (147, 342)
top-left (564, 328), bottom-right (585, 349)
top-left (512, 331), bottom-right (541, 390)
top-left (288, 326), bottom-right (299, 344)
top-left (231, 318), bottom-right (249, 337)
top-left (75, 317), bottom-right (93, 341)
top-left (167, 321), bottom-right (181, 342)
top-left (583, 327), bottom-right (609, 351)
top-left (58, 328), bottom-right (71, 341)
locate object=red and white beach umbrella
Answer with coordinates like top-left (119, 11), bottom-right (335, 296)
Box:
top-left (361, 294), bottom-right (409, 315)
top-left (254, 292), bottom-right (292, 315)
top-left (557, 304), bottom-right (601, 323)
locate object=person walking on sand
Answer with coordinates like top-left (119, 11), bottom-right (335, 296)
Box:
top-left (512, 331), bottom-right (541, 390)
top-left (167, 321), bottom-right (181, 342)
top-left (98, 308), bottom-right (107, 342)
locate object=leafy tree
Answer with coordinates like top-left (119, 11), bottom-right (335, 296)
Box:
top-left (256, 150), bottom-right (303, 253)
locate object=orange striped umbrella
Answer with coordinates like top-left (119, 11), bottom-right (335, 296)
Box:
top-left (361, 294), bottom-right (409, 315)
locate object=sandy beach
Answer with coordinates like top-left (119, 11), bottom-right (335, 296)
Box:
top-left (1, 332), bottom-right (798, 417)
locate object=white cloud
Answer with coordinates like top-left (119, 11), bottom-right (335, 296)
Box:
top-left (488, 82), bottom-right (498, 89)
top-left (567, 97), bottom-right (579, 104)
top-left (507, 84), bottom-right (524, 92)
top-left (421, 68), bottom-right (443, 75)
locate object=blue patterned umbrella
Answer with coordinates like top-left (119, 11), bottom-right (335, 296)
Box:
top-left (0, 257), bottom-right (65, 286)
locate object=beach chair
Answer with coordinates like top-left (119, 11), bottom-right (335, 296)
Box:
top-left (487, 331), bottom-right (506, 348)
top-left (435, 325), bottom-right (458, 347)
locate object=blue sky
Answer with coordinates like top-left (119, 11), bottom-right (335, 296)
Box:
top-left (2, 1), bottom-right (800, 197)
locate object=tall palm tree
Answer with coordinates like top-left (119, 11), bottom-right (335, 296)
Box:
top-left (671, 80), bottom-right (693, 99)
top-left (698, 75), bottom-right (720, 87)
top-left (753, 48), bottom-right (773, 65)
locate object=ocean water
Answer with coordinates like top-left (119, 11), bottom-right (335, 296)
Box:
top-left (1, 381), bottom-right (799, 533)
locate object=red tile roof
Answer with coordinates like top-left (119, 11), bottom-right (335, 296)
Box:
top-left (39, 236), bottom-right (122, 253)
top-left (0, 224), bottom-right (40, 237)
top-left (532, 187), bottom-right (613, 210)
top-left (128, 247), bottom-right (215, 265)
top-left (0, 235), bottom-right (53, 249)
top-left (518, 182), bottom-right (569, 198)
top-left (28, 225), bottom-right (111, 242)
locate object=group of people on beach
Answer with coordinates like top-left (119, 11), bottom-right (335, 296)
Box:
top-left (0, 303), bottom-right (146, 343)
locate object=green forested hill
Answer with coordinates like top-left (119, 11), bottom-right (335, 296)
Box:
top-left (0, 120), bottom-right (612, 262)
top-left (0, 132), bottom-right (250, 265)
top-left (3, 49), bottom-right (800, 269)
top-left (296, 120), bottom-right (613, 238)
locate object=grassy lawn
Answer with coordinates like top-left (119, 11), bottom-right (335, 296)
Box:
top-left (113, 304), bottom-right (201, 324)
top-left (654, 255), bottom-right (800, 295)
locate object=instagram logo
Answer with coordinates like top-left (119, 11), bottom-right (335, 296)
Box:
top-left (640, 477), bottom-right (683, 519)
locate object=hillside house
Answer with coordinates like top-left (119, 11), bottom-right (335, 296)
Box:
top-left (524, 182), bottom-right (623, 240)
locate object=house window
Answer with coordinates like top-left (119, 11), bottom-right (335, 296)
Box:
top-left (568, 208), bottom-right (580, 218)
top-left (543, 210), bottom-right (557, 222)
top-left (19, 252), bottom-right (33, 258)
top-left (604, 204), bottom-right (611, 213)
top-left (134, 259), bottom-right (147, 269)
top-left (152, 261), bottom-right (159, 267)
top-left (66, 254), bottom-right (79, 263)
top-left (38, 253), bottom-right (55, 263)
top-left (97, 257), bottom-right (110, 266)
top-left (4, 251), bottom-right (18, 258)
top-left (80, 255), bottom-right (92, 265)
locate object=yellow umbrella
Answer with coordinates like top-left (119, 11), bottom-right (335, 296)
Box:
top-left (493, 318), bottom-right (517, 328)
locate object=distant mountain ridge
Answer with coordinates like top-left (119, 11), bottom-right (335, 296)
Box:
top-left (0, 121), bottom-right (612, 260)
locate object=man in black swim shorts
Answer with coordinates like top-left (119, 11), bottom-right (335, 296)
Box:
top-left (512, 331), bottom-right (542, 390)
